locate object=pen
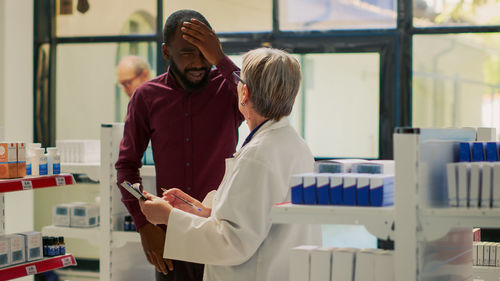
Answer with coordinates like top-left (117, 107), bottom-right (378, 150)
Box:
top-left (161, 188), bottom-right (201, 211)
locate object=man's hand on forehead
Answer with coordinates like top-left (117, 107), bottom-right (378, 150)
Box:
top-left (181, 18), bottom-right (224, 66)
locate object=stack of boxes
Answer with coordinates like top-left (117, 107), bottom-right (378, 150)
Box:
top-left (290, 246), bottom-right (394, 281)
top-left (291, 160), bottom-right (394, 207)
top-left (0, 232), bottom-right (43, 268)
top-left (53, 202), bottom-right (99, 228)
top-left (447, 141), bottom-right (500, 208)
top-left (0, 142), bottom-right (26, 179)
top-left (473, 241), bottom-right (500, 267)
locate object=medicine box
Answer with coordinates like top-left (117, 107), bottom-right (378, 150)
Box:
top-left (354, 249), bottom-right (377, 281)
top-left (459, 142), bottom-right (472, 162)
top-left (6, 234), bottom-right (25, 265)
top-left (446, 163), bottom-right (459, 207)
top-left (53, 203), bottom-right (74, 227)
top-left (303, 174), bottom-right (317, 205)
top-left (352, 160), bottom-right (394, 175)
top-left (290, 245), bottom-right (318, 281)
top-left (457, 163), bottom-right (471, 207)
top-left (482, 163), bottom-right (493, 208)
top-left (315, 159), bottom-right (365, 174)
top-left (356, 175), bottom-right (371, 206)
top-left (315, 174), bottom-right (330, 205)
top-left (374, 250), bottom-right (394, 281)
top-left (369, 175), bottom-right (394, 207)
top-left (0, 142), bottom-right (17, 178)
top-left (0, 236), bottom-right (10, 268)
top-left (472, 142), bottom-right (485, 162)
top-left (70, 203), bottom-right (99, 228)
top-left (342, 174), bottom-right (357, 206)
top-left (332, 248), bottom-right (357, 281)
top-left (310, 247), bottom-right (334, 281)
top-left (493, 163), bottom-right (500, 208)
top-left (329, 174), bottom-right (343, 205)
top-left (485, 142), bottom-right (499, 162)
top-left (470, 163), bottom-right (482, 208)
top-left (16, 142), bottom-right (26, 178)
top-left (290, 175), bottom-right (304, 204)
top-left (19, 231), bottom-right (42, 261)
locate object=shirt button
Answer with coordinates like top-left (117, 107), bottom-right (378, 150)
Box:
top-left (186, 162), bottom-right (190, 166)
top-left (186, 138), bottom-right (190, 142)
top-left (187, 187), bottom-right (192, 191)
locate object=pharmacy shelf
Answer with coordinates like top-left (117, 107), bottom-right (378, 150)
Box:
top-left (112, 231), bottom-right (141, 248)
top-left (421, 208), bottom-right (500, 240)
top-left (41, 225), bottom-right (100, 247)
top-left (270, 203), bottom-right (394, 240)
top-left (140, 165), bottom-right (155, 177)
top-left (0, 254), bottom-right (76, 281)
top-left (472, 266), bottom-right (500, 281)
top-left (0, 174), bottom-right (75, 193)
top-left (61, 163), bottom-right (100, 181)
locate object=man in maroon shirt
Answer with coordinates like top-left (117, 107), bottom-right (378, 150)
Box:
top-left (115, 10), bottom-right (243, 281)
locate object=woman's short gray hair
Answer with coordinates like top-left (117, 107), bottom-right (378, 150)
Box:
top-left (242, 48), bottom-right (301, 121)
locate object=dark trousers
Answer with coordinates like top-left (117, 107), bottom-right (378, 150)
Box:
top-left (155, 260), bottom-right (204, 281)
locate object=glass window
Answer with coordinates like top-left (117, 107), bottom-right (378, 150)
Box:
top-left (280, 0), bottom-right (396, 31)
top-left (414, 0), bottom-right (500, 27)
top-left (163, 0), bottom-right (272, 33)
top-left (56, 0), bottom-right (156, 36)
top-left (413, 34), bottom-right (500, 138)
top-left (302, 53), bottom-right (380, 158)
top-left (56, 42), bottom-right (156, 140)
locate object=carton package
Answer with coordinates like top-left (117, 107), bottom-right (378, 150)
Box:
top-left (70, 203), bottom-right (99, 228)
top-left (482, 163), bottom-right (493, 208)
top-left (329, 174), bottom-right (343, 205)
top-left (457, 163), bottom-right (471, 207)
top-left (290, 245), bottom-right (318, 281)
top-left (332, 248), bottom-right (357, 281)
top-left (303, 174), bottom-right (317, 205)
top-left (6, 234), bottom-right (25, 265)
top-left (356, 175), bottom-right (371, 206)
top-left (16, 142), bottom-right (26, 178)
top-left (374, 250), bottom-right (394, 281)
top-left (0, 236), bottom-right (10, 268)
top-left (290, 174), bottom-right (304, 204)
top-left (369, 175), bottom-right (394, 207)
top-left (470, 163), bottom-right (482, 208)
top-left (310, 247), bottom-right (334, 281)
top-left (19, 231), bottom-right (43, 261)
top-left (316, 174), bottom-right (330, 205)
top-left (354, 249), bottom-right (376, 281)
top-left (53, 203), bottom-right (74, 227)
top-left (342, 174), bottom-right (357, 206)
top-left (352, 160), bottom-right (395, 175)
top-left (0, 142), bottom-right (17, 178)
top-left (446, 163), bottom-right (459, 207)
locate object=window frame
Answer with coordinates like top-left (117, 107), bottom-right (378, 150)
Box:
top-left (34, 0), bottom-right (500, 159)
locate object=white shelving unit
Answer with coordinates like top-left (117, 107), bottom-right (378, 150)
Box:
top-left (0, 175), bottom-right (77, 280)
top-left (41, 225), bottom-right (101, 247)
top-left (271, 128), bottom-right (498, 281)
top-left (61, 163), bottom-right (100, 182)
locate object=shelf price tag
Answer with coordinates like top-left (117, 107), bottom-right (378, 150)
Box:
top-left (25, 265), bottom-right (37, 275)
top-left (21, 180), bottom-right (33, 190)
top-left (55, 177), bottom-right (66, 186)
top-left (61, 256), bottom-right (73, 267)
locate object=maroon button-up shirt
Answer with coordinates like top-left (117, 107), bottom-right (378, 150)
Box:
top-left (115, 56), bottom-right (244, 229)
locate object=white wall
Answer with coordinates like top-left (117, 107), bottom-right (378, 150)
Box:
top-left (1, 0), bottom-right (34, 236)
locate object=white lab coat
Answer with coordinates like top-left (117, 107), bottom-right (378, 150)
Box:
top-left (164, 117), bottom-right (321, 281)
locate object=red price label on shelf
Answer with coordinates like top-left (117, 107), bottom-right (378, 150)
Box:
top-left (21, 180), bottom-right (33, 190)
top-left (62, 256), bottom-right (73, 267)
top-left (56, 177), bottom-right (66, 186)
top-left (25, 265), bottom-right (37, 275)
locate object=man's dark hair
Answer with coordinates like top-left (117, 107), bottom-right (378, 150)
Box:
top-left (163, 10), bottom-right (211, 44)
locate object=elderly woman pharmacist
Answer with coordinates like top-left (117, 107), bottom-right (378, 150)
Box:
top-left (139, 47), bottom-right (321, 281)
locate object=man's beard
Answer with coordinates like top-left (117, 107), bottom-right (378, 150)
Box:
top-left (169, 59), bottom-right (211, 92)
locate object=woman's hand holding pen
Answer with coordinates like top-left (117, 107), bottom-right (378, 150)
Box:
top-left (162, 188), bottom-right (211, 218)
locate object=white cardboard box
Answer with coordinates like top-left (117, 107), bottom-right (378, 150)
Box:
top-left (71, 203), bottom-right (99, 228)
top-left (6, 234), bottom-right (25, 265)
top-left (19, 231), bottom-right (42, 261)
top-left (374, 250), bottom-right (394, 281)
top-left (332, 248), bottom-right (357, 281)
top-left (311, 247), bottom-right (335, 281)
top-left (0, 236), bottom-right (10, 268)
top-left (470, 163), bottom-right (482, 208)
top-left (446, 163), bottom-right (459, 207)
top-left (355, 249), bottom-right (377, 281)
top-left (482, 163), bottom-right (493, 208)
top-left (457, 163), bottom-right (471, 208)
top-left (290, 245), bottom-right (318, 281)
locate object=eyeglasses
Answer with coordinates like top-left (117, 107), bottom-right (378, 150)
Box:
top-left (232, 71), bottom-right (246, 85)
top-left (118, 72), bottom-right (140, 89)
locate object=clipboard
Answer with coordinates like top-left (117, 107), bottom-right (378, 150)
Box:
top-left (120, 181), bottom-right (147, 201)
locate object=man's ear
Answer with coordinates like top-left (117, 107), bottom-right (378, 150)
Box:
top-left (162, 43), bottom-right (169, 60)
